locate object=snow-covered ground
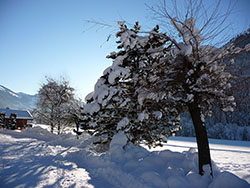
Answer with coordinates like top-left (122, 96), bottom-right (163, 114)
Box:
top-left (146, 137), bottom-right (250, 184)
top-left (0, 127), bottom-right (249, 188)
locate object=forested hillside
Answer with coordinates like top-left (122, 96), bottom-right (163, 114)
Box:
top-left (179, 30), bottom-right (250, 140)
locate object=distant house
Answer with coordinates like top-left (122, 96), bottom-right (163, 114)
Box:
top-left (0, 108), bottom-right (33, 130)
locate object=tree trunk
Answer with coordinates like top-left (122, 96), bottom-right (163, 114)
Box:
top-left (50, 123), bottom-right (54, 133)
top-left (188, 100), bottom-right (213, 177)
top-left (57, 122), bottom-right (61, 135)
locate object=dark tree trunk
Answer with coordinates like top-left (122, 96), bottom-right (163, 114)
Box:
top-left (51, 123), bottom-right (54, 133)
top-left (57, 122), bottom-right (61, 135)
top-left (188, 99), bottom-right (213, 177)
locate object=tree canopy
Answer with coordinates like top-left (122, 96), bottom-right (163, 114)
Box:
top-left (81, 0), bottom-right (250, 176)
top-left (81, 22), bottom-right (181, 148)
top-left (36, 76), bottom-right (80, 134)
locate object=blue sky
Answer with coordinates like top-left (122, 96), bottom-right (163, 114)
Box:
top-left (0, 0), bottom-right (249, 99)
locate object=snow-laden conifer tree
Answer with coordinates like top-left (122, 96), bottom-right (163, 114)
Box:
top-left (81, 22), bottom-right (181, 148)
top-left (8, 113), bottom-right (17, 130)
top-left (0, 112), bottom-right (5, 128)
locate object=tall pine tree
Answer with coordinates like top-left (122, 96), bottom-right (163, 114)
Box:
top-left (81, 22), bottom-right (181, 148)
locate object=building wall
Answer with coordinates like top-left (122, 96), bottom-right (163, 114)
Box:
top-left (3, 119), bottom-right (29, 129)
top-left (16, 119), bottom-right (27, 129)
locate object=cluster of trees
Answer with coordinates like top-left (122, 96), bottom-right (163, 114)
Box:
top-left (29, 0), bottom-right (249, 178)
top-left (178, 29), bottom-right (250, 140)
top-left (80, 1), bottom-right (250, 177)
top-left (179, 113), bottom-right (250, 141)
top-left (0, 112), bottom-right (17, 130)
top-left (34, 77), bottom-right (83, 135)
top-left (214, 30), bottom-right (250, 126)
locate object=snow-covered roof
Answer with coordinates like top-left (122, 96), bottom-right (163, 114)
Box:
top-left (0, 108), bottom-right (33, 120)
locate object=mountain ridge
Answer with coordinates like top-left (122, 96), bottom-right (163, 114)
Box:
top-left (0, 85), bottom-right (38, 110)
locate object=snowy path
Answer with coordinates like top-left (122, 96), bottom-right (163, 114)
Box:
top-left (0, 133), bottom-right (93, 188)
top-left (0, 130), bottom-right (249, 188)
top-left (148, 137), bottom-right (250, 183)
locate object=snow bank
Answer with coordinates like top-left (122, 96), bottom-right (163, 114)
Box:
top-left (208, 172), bottom-right (249, 188)
top-left (2, 126), bottom-right (249, 188)
top-left (15, 126), bottom-right (94, 148)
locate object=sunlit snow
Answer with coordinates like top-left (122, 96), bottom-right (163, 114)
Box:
top-left (0, 126), bottom-right (249, 188)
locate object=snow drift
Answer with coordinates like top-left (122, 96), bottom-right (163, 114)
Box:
top-left (0, 127), bottom-right (249, 188)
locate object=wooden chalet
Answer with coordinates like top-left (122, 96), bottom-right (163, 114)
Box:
top-left (0, 108), bottom-right (33, 130)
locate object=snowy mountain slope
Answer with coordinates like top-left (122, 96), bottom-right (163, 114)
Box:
top-left (0, 127), bottom-right (249, 188)
top-left (178, 30), bottom-right (250, 140)
top-left (0, 85), bottom-right (38, 110)
top-left (224, 29), bottom-right (250, 126)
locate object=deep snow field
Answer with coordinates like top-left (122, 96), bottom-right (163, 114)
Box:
top-left (0, 126), bottom-right (249, 188)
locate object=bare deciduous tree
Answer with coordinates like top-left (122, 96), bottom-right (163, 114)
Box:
top-left (35, 76), bottom-right (76, 134)
top-left (140, 0), bottom-right (250, 176)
